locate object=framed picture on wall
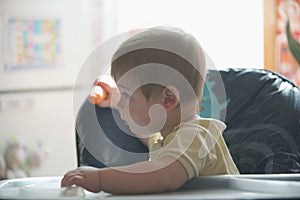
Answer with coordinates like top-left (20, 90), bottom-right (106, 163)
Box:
top-left (5, 18), bottom-right (61, 72)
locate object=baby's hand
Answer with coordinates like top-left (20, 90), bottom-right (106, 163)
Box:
top-left (61, 166), bottom-right (102, 193)
top-left (91, 80), bottom-right (120, 110)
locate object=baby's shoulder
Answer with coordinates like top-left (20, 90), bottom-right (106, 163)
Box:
top-left (197, 118), bottom-right (226, 131)
top-left (179, 117), bottom-right (226, 132)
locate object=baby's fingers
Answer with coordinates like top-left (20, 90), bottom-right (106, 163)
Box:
top-left (61, 170), bottom-right (83, 187)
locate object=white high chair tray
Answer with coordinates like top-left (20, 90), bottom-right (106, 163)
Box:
top-left (0, 174), bottom-right (300, 199)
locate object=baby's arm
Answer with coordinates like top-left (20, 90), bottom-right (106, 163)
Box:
top-left (61, 157), bottom-right (188, 194)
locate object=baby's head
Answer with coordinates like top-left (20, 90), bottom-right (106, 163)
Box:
top-left (110, 26), bottom-right (206, 135)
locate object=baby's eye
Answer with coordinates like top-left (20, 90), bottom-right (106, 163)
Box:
top-left (121, 92), bottom-right (130, 99)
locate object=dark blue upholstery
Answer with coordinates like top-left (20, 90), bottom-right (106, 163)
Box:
top-left (206, 69), bottom-right (300, 173)
top-left (76, 68), bottom-right (300, 173)
top-left (76, 103), bottom-right (149, 168)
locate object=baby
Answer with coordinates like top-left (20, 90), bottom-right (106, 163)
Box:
top-left (61, 26), bottom-right (239, 194)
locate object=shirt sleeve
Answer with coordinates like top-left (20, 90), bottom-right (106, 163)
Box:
top-left (154, 124), bottom-right (218, 180)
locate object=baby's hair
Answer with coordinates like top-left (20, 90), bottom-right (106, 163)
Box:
top-left (111, 26), bottom-right (206, 102)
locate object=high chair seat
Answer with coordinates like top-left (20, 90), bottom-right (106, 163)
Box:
top-left (76, 68), bottom-right (300, 174)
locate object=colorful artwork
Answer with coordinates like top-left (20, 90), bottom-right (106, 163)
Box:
top-left (5, 18), bottom-right (61, 71)
top-left (276, 0), bottom-right (300, 86)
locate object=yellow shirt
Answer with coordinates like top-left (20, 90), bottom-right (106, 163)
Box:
top-left (149, 116), bottom-right (239, 180)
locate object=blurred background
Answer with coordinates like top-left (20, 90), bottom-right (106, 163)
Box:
top-left (0, 0), bottom-right (297, 178)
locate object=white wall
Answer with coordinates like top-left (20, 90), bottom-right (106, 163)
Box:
top-left (103, 0), bottom-right (264, 69)
top-left (0, 0), bottom-right (90, 91)
top-left (0, 0), bottom-right (93, 176)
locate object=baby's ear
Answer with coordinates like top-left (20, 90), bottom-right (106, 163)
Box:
top-left (162, 85), bottom-right (180, 111)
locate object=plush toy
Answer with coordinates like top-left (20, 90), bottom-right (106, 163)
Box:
top-left (2, 140), bottom-right (48, 179)
top-left (0, 155), bottom-right (6, 180)
top-left (4, 142), bottom-right (28, 179)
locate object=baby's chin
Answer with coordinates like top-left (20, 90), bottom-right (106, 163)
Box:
top-left (129, 125), bottom-right (160, 138)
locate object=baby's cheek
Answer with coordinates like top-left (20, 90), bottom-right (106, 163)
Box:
top-left (129, 108), bottom-right (150, 126)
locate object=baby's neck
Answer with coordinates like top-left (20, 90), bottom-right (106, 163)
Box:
top-left (160, 112), bottom-right (198, 137)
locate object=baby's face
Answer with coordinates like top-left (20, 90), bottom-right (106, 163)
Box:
top-left (116, 81), bottom-right (166, 137)
top-left (117, 84), bottom-right (151, 127)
